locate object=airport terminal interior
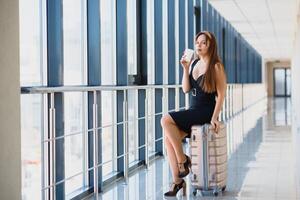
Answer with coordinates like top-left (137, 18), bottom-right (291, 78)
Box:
top-left (1, 0), bottom-right (300, 199)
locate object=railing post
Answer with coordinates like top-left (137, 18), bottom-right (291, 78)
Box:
top-left (93, 91), bottom-right (99, 199)
top-left (227, 85), bottom-right (230, 119)
top-left (230, 85), bottom-right (232, 118)
top-left (162, 87), bottom-right (166, 114)
top-left (221, 86), bottom-right (227, 122)
top-left (49, 93), bottom-right (56, 200)
top-left (123, 90), bottom-right (129, 184)
top-left (233, 85), bottom-right (235, 115)
top-left (42, 94), bottom-right (46, 200)
top-left (231, 85), bottom-right (234, 116)
top-left (145, 89), bottom-right (149, 169)
top-left (242, 84), bottom-right (244, 110)
top-left (175, 87), bottom-right (179, 111)
top-left (224, 85), bottom-right (229, 121)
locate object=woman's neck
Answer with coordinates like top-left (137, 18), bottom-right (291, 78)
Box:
top-left (199, 55), bottom-right (209, 64)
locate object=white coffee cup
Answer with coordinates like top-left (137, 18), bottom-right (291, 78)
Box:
top-left (184, 49), bottom-right (194, 63)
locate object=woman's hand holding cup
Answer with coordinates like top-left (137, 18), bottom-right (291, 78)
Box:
top-left (180, 49), bottom-right (194, 71)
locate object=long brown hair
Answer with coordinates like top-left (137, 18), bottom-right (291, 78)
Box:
top-left (195, 31), bottom-right (225, 93)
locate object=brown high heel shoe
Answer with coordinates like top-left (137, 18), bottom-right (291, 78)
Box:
top-left (164, 179), bottom-right (186, 197)
top-left (178, 154), bottom-right (191, 178)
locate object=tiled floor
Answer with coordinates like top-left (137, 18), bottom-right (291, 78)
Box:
top-left (87, 97), bottom-right (300, 200)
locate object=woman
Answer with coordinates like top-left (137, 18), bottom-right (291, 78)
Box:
top-left (161, 31), bottom-right (227, 197)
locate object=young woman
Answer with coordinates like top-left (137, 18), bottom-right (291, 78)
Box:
top-left (161, 31), bottom-right (227, 197)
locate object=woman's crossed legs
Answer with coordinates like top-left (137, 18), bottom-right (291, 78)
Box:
top-left (161, 114), bottom-right (188, 183)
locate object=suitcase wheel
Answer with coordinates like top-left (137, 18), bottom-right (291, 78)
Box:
top-left (222, 186), bottom-right (226, 191)
top-left (192, 189), bottom-right (197, 196)
top-left (213, 191), bottom-right (219, 196)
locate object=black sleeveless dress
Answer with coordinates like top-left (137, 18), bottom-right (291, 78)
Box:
top-left (169, 59), bottom-right (216, 138)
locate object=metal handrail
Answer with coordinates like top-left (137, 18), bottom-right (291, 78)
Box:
top-left (21, 84), bottom-right (183, 94)
top-left (20, 83), bottom-right (264, 94)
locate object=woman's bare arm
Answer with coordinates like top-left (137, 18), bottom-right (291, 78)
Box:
top-left (180, 57), bottom-right (193, 93)
top-left (181, 67), bottom-right (191, 93)
top-left (211, 63), bottom-right (227, 122)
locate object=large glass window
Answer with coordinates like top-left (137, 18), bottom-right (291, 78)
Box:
top-left (100, 0), bottom-right (117, 178)
top-left (19, 0), bottom-right (46, 199)
top-left (162, 0), bottom-right (168, 84)
top-left (20, 0), bottom-right (44, 87)
top-left (175, 0), bottom-right (180, 84)
top-left (127, 0), bottom-right (137, 75)
top-left (63, 0), bottom-right (86, 85)
top-left (101, 91), bottom-right (116, 177)
top-left (20, 95), bottom-right (43, 200)
top-left (146, 0), bottom-right (156, 155)
top-left (128, 90), bottom-right (139, 164)
top-left (162, 0), bottom-right (169, 119)
top-left (147, 91), bottom-right (156, 154)
top-left (127, 0), bottom-right (139, 165)
top-left (63, 0), bottom-right (87, 196)
top-left (101, 0), bottom-right (116, 86)
top-left (147, 0), bottom-right (155, 85)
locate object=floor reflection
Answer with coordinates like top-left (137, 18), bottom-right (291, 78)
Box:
top-left (272, 97), bottom-right (291, 126)
top-left (89, 97), bottom-right (299, 200)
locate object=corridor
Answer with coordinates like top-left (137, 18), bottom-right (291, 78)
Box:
top-left (3, 0), bottom-right (300, 199)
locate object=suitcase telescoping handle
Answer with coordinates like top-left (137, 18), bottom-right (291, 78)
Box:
top-left (202, 125), bottom-right (209, 190)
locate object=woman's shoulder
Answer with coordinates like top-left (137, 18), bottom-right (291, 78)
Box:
top-left (214, 62), bottom-right (225, 72)
top-left (214, 62), bottom-right (223, 68)
top-left (214, 62), bottom-right (227, 82)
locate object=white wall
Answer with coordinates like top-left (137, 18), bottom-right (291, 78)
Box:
top-left (0, 0), bottom-right (21, 199)
top-left (292, 14), bottom-right (300, 133)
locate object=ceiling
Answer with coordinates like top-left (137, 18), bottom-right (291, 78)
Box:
top-left (208, 0), bottom-right (299, 61)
